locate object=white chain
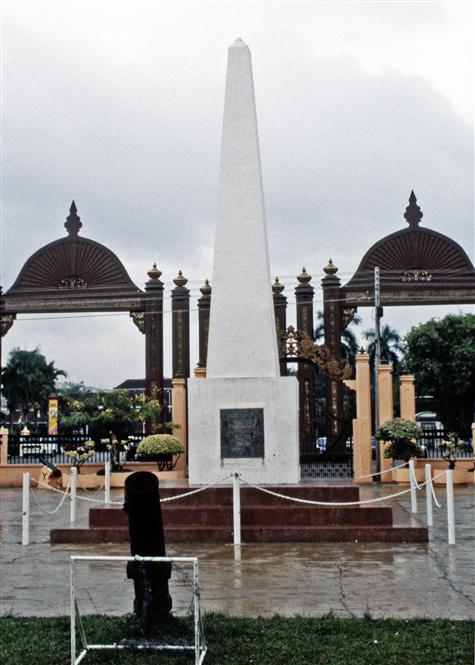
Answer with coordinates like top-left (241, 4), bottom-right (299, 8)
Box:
top-left (353, 460), bottom-right (408, 480)
top-left (72, 473), bottom-right (234, 505)
top-left (409, 464), bottom-right (425, 490)
top-left (428, 473), bottom-right (448, 508)
top-left (30, 479), bottom-right (71, 515)
top-left (82, 483), bottom-right (105, 494)
top-left (238, 475), bottom-right (433, 506)
top-left (161, 474), bottom-right (233, 502)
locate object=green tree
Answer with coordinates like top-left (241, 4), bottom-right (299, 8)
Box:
top-left (1, 347), bottom-right (66, 426)
top-left (60, 389), bottom-right (163, 440)
top-left (403, 314), bottom-right (475, 435)
top-left (314, 310), bottom-right (362, 365)
top-left (363, 323), bottom-right (403, 370)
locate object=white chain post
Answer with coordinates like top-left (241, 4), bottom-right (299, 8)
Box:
top-left (425, 464), bottom-right (433, 528)
top-left (22, 472), bottom-right (30, 546)
top-left (233, 473), bottom-right (241, 546)
top-left (104, 461), bottom-right (111, 504)
top-left (70, 467), bottom-right (77, 523)
top-left (446, 469), bottom-right (455, 545)
top-left (409, 459), bottom-right (417, 513)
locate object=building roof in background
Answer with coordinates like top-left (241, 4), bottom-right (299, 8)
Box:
top-left (114, 379), bottom-right (172, 390)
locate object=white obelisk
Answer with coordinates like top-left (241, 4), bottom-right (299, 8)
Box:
top-left (206, 38), bottom-right (280, 379)
top-left (188, 39), bottom-right (299, 484)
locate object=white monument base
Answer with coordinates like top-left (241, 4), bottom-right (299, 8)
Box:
top-left (188, 376), bottom-right (300, 485)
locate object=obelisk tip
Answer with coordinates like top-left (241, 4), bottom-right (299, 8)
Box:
top-left (230, 37), bottom-right (248, 48)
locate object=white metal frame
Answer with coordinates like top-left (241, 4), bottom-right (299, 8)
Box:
top-left (70, 555), bottom-right (207, 665)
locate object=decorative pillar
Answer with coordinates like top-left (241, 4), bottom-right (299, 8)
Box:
top-left (272, 277), bottom-right (287, 376)
top-left (378, 362), bottom-right (394, 478)
top-left (171, 378), bottom-right (187, 476)
top-left (353, 350), bottom-right (372, 483)
top-left (321, 259), bottom-right (344, 452)
top-left (144, 263), bottom-right (164, 428)
top-left (197, 279), bottom-right (211, 370)
top-left (0, 426), bottom-right (8, 465)
top-left (400, 374), bottom-right (416, 421)
top-left (295, 268), bottom-right (316, 453)
top-left (171, 271), bottom-right (190, 379)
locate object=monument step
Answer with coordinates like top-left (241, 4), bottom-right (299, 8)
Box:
top-left (104, 483), bottom-right (360, 507)
top-left (51, 523), bottom-right (426, 544)
top-left (89, 505), bottom-right (392, 528)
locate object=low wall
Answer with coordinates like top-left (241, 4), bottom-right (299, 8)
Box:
top-left (388, 458), bottom-right (474, 485)
top-left (413, 459), bottom-right (474, 473)
top-left (0, 462), bottom-right (186, 487)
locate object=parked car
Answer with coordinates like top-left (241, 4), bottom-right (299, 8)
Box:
top-left (19, 442), bottom-right (58, 457)
top-left (315, 437), bottom-right (327, 452)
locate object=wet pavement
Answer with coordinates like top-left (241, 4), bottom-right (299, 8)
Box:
top-left (1, 482), bottom-right (474, 620)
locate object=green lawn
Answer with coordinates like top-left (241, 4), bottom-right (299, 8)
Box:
top-left (0, 613), bottom-right (473, 665)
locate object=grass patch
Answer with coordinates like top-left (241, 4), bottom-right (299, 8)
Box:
top-left (0, 613), bottom-right (473, 664)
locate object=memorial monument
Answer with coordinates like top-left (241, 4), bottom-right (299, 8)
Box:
top-left (188, 39), bottom-right (300, 484)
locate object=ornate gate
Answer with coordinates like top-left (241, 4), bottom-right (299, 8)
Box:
top-left (279, 326), bottom-right (355, 478)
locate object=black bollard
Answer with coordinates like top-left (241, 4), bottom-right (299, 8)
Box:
top-left (123, 471), bottom-right (172, 633)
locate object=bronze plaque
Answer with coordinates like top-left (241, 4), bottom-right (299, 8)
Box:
top-left (220, 408), bottom-right (264, 458)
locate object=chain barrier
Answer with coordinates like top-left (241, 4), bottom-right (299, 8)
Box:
top-left (28, 473), bottom-right (235, 507)
top-left (238, 474), bottom-right (441, 507)
top-left (353, 460), bottom-right (408, 481)
top-left (30, 478), bottom-right (72, 515)
top-left (72, 473), bottom-right (234, 505)
top-left (409, 462), bottom-right (425, 491)
top-left (81, 483), bottom-right (105, 494)
top-left (428, 473), bottom-right (448, 508)
top-left (23, 468), bottom-right (455, 549)
top-left (29, 471), bottom-right (448, 509)
top-left (160, 475), bottom-right (233, 503)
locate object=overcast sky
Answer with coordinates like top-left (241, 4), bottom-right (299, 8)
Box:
top-left (1, 0), bottom-right (473, 388)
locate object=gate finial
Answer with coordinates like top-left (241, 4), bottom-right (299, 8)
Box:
top-left (65, 201), bottom-right (82, 236)
top-left (404, 191), bottom-right (423, 227)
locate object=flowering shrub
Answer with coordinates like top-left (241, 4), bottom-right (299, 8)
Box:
top-left (137, 434), bottom-right (185, 456)
top-left (375, 418), bottom-right (422, 464)
top-left (102, 435), bottom-right (135, 471)
top-left (63, 439), bottom-right (95, 471)
top-left (439, 432), bottom-right (466, 469)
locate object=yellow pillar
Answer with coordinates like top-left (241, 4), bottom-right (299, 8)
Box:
top-left (378, 363), bottom-right (394, 479)
top-left (171, 378), bottom-right (188, 476)
top-left (400, 374), bottom-right (416, 421)
top-left (0, 426), bottom-right (8, 465)
top-left (353, 351), bottom-right (372, 483)
top-left (193, 366), bottom-right (206, 378)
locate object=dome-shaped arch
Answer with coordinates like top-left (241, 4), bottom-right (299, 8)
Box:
top-left (8, 235), bottom-right (140, 293)
top-left (341, 192), bottom-right (475, 304)
top-left (4, 203), bottom-right (143, 306)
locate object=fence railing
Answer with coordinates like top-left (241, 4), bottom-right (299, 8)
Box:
top-left (7, 433), bottom-right (147, 465)
top-left (418, 429), bottom-right (473, 459)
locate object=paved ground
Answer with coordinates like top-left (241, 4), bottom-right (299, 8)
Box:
top-left (0, 481), bottom-right (474, 620)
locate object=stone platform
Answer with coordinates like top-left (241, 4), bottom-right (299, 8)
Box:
top-left (50, 483), bottom-right (428, 544)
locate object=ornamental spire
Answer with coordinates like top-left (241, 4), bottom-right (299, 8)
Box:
top-left (65, 201), bottom-right (82, 236)
top-left (404, 191), bottom-right (423, 228)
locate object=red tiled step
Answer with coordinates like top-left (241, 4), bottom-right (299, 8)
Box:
top-left (50, 523), bottom-right (426, 544)
top-left (89, 505), bottom-right (392, 529)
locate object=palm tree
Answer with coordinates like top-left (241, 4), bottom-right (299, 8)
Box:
top-left (363, 324), bottom-right (403, 370)
top-left (314, 310), bottom-right (362, 365)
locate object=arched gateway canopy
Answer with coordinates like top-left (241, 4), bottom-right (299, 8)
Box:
top-left (340, 191), bottom-right (475, 307)
top-left (0, 203), bottom-right (165, 402)
top-left (321, 191), bottom-right (475, 453)
top-left (4, 202), bottom-right (142, 311)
